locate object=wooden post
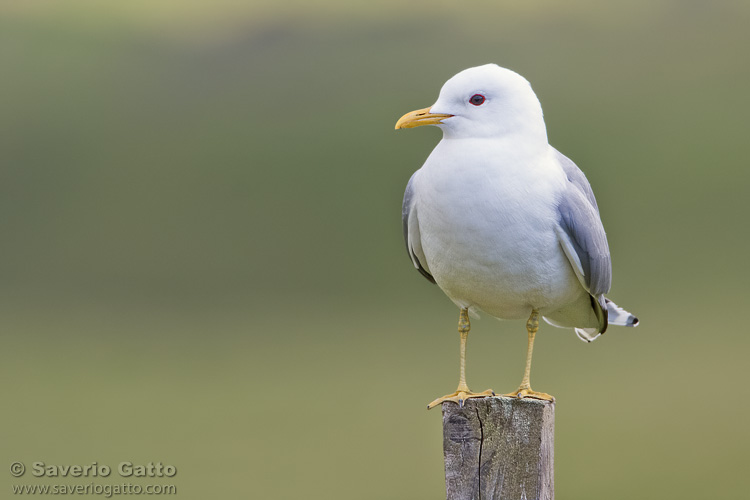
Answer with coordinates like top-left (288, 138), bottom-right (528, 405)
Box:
top-left (442, 397), bottom-right (554, 500)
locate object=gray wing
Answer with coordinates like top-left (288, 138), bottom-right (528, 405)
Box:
top-left (554, 149), bottom-right (612, 331)
top-left (554, 148), bottom-right (611, 296)
top-left (402, 172), bottom-right (436, 284)
top-left (555, 147), bottom-right (599, 211)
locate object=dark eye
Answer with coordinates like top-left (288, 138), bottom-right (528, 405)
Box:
top-left (469, 94), bottom-right (485, 106)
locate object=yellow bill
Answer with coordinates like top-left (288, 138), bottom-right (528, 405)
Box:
top-left (395, 107), bottom-right (453, 130)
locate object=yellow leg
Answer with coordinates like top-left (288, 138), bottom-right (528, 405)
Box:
top-left (505, 309), bottom-right (554, 401)
top-left (427, 308), bottom-right (494, 409)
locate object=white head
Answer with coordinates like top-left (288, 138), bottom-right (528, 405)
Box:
top-left (396, 64), bottom-right (547, 143)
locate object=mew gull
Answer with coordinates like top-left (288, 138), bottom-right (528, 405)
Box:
top-left (395, 64), bottom-right (638, 409)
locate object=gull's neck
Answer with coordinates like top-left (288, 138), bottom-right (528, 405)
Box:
top-left (440, 106), bottom-right (548, 147)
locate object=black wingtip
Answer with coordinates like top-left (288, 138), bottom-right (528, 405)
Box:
top-left (415, 258), bottom-right (436, 284)
top-left (590, 294), bottom-right (608, 334)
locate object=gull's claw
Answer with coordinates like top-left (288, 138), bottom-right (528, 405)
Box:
top-left (427, 389), bottom-right (495, 410)
top-left (504, 387), bottom-right (555, 401)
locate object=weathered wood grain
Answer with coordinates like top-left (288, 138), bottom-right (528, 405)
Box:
top-left (443, 397), bottom-right (554, 500)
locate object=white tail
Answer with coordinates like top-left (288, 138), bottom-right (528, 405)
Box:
top-left (605, 298), bottom-right (639, 327)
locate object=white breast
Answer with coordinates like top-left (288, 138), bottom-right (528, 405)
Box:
top-left (413, 139), bottom-right (584, 320)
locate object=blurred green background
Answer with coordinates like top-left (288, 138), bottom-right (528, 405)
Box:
top-left (1, 1), bottom-right (748, 498)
